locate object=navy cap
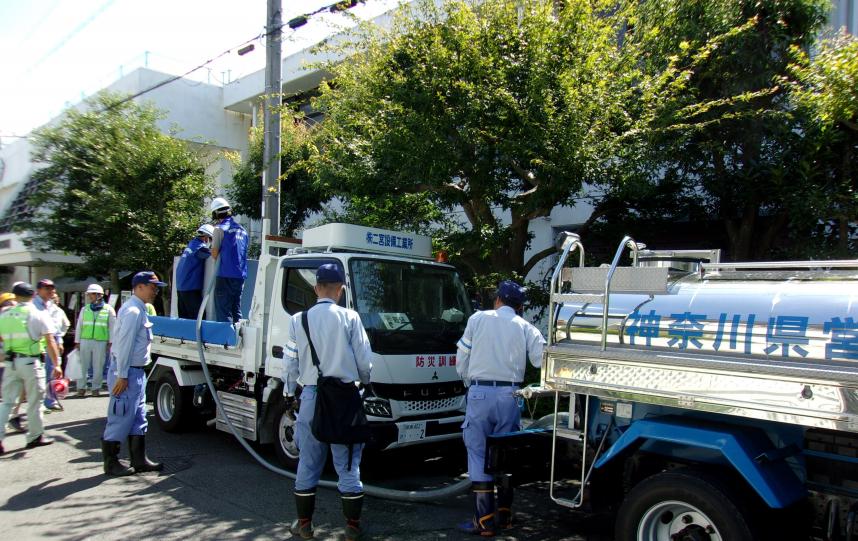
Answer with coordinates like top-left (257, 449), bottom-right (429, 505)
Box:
top-left (13, 282), bottom-right (35, 297)
top-left (132, 271), bottom-right (167, 288)
top-left (496, 280), bottom-right (526, 307)
top-left (316, 264), bottom-right (344, 284)
top-left (37, 278), bottom-right (55, 289)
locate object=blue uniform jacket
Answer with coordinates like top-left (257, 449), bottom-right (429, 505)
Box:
top-left (216, 217), bottom-right (248, 280)
top-left (176, 237), bottom-right (211, 291)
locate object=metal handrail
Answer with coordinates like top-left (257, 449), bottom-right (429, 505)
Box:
top-left (548, 234), bottom-right (585, 347)
top-left (601, 236), bottom-right (636, 350)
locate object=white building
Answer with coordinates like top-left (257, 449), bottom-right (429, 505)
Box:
top-left (0, 68), bottom-right (251, 290)
top-left (1, 1), bottom-right (854, 291)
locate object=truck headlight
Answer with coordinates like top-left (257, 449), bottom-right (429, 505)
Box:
top-left (364, 397), bottom-right (392, 417)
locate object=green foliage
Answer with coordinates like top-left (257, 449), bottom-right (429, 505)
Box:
top-left (315, 192), bottom-right (454, 236)
top-left (226, 108), bottom-right (329, 236)
top-left (22, 91), bottom-right (214, 285)
top-left (590, 0), bottom-right (832, 260)
top-left (785, 33), bottom-right (858, 256)
top-left (312, 0), bottom-right (647, 277)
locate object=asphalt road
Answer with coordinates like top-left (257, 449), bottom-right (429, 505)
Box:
top-left (0, 395), bottom-right (611, 540)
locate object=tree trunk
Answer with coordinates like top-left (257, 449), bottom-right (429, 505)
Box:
top-left (161, 265), bottom-right (173, 317)
top-left (725, 203), bottom-right (758, 261)
top-left (110, 269), bottom-right (120, 301)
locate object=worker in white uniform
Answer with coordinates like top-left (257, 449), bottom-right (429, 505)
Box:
top-left (74, 284), bottom-right (115, 397)
top-left (0, 282), bottom-right (63, 455)
top-left (284, 263), bottom-right (373, 541)
top-left (456, 280), bottom-right (545, 536)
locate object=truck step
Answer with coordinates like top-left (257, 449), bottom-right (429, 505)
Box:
top-left (554, 427), bottom-right (585, 441)
top-left (215, 392), bottom-right (257, 440)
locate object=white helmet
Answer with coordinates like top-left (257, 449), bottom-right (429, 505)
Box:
top-left (85, 284), bottom-right (104, 295)
top-left (196, 224), bottom-right (215, 237)
top-left (210, 197), bottom-right (231, 212)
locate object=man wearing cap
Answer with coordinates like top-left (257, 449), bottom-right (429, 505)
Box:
top-left (284, 263), bottom-right (373, 541)
top-left (209, 197), bottom-right (248, 324)
top-left (74, 284), bottom-right (116, 397)
top-left (0, 282), bottom-right (63, 454)
top-left (34, 279), bottom-right (64, 411)
top-left (176, 224), bottom-right (213, 319)
top-left (101, 271), bottom-right (165, 476)
top-left (455, 280), bottom-right (546, 536)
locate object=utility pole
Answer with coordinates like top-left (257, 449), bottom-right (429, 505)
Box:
top-left (262, 0), bottom-right (282, 241)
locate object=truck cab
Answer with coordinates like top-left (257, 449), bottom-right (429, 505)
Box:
top-left (147, 223), bottom-right (470, 469)
top-left (264, 224), bottom-right (470, 464)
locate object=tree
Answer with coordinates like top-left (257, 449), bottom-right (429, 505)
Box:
top-left (22, 91), bottom-right (214, 294)
top-left (787, 33), bottom-right (858, 256)
top-left (311, 0), bottom-right (652, 278)
top-left (591, 0), bottom-right (830, 260)
top-left (227, 108), bottom-right (329, 237)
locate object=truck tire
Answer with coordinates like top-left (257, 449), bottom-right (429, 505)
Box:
top-left (154, 372), bottom-right (193, 433)
top-left (615, 468), bottom-right (756, 541)
top-left (273, 400), bottom-right (300, 470)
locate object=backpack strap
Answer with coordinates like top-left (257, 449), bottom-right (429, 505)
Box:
top-left (301, 308), bottom-right (323, 379)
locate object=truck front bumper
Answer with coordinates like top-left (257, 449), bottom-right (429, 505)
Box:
top-left (368, 415), bottom-right (464, 451)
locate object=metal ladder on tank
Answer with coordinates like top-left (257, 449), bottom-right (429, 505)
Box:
top-left (546, 234), bottom-right (644, 509)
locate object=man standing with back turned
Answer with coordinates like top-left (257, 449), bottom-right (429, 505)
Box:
top-left (209, 197), bottom-right (248, 324)
top-left (101, 271), bottom-right (165, 476)
top-left (284, 264), bottom-right (373, 541)
top-left (456, 280), bottom-right (545, 537)
top-left (176, 224), bottom-right (213, 319)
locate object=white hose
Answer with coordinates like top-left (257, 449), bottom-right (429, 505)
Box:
top-left (193, 265), bottom-right (471, 501)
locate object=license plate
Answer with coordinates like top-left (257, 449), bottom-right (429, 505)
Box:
top-left (397, 421), bottom-right (427, 444)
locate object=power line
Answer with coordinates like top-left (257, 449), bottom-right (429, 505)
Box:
top-left (101, 0), bottom-right (369, 114)
top-left (28, 0), bottom-right (118, 73)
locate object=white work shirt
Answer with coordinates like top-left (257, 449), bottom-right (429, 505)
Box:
top-left (49, 303), bottom-right (71, 337)
top-left (111, 295), bottom-right (152, 378)
top-left (284, 298), bottom-right (373, 395)
top-left (456, 305), bottom-right (545, 385)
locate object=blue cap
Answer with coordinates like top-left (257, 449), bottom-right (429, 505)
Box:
top-left (132, 271), bottom-right (167, 288)
top-left (316, 264), bottom-right (344, 284)
top-left (496, 280), bottom-right (526, 307)
top-left (12, 282), bottom-right (35, 297)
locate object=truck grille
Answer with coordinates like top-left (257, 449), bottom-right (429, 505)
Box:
top-left (399, 396), bottom-right (464, 413)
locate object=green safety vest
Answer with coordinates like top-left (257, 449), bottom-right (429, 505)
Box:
top-left (0, 304), bottom-right (46, 356)
top-left (81, 304), bottom-right (110, 341)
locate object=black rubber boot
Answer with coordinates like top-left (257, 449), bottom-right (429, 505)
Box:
top-left (458, 481), bottom-right (496, 537)
top-left (496, 484), bottom-right (514, 529)
top-left (341, 491), bottom-right (365, 541)
top-left (291, 489), bottom-right (316, 539)
top-left (128, 435), bottom-right (163, 472)
top-left (102, 440), bottom-right (134, 476)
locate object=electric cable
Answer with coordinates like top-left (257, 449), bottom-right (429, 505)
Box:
top-left (193, 258), bottom-right (471, 502)
top-left (101, 0), bottom-right (375, 114)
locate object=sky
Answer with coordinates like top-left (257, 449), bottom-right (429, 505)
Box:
top-left (0, 0), bottom-right (401, 144)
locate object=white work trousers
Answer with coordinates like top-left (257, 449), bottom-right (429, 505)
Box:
top-left (0, 355), bottom-right (46, 444)
top-left (78, 339), bottom-right (108, 391)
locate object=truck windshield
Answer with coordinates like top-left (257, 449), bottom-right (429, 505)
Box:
top-left (349, 258), bottom-right (473, 355)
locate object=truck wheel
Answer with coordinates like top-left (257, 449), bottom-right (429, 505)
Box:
top-left (615, 469), bottom-right (755, 541)
top-left (273, 401), bottom-right (300, 470)
top-left (155, 372), bottom-right (192, 432)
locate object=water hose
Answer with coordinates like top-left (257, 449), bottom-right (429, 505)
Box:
top-left (193, 264), bottom-right (471, 502)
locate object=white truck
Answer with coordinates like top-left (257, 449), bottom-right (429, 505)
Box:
top-left (146, 223), bottom-right (472, 468)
